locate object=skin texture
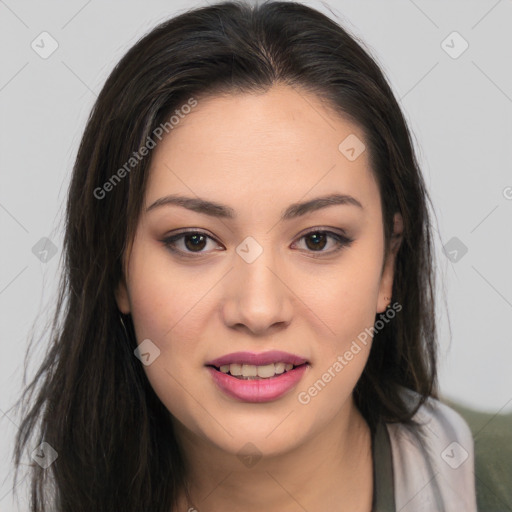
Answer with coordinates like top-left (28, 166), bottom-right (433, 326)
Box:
top-left (116, 83), bottom-right (403, 512)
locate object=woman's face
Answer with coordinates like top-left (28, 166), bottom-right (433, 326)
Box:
top-left (116, 84), bottom-right (402, 458)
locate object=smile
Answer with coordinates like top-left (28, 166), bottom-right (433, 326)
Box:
top-left (206, 363), bottom-right (309, 402)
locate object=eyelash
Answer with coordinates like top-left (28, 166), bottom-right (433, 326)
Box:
top-left (161, 228), bottom-right (354, 258)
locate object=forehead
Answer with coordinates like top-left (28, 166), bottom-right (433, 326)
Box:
top-left (145, 84), bottom-right (380, 218)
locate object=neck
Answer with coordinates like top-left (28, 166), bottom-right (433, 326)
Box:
top-left (174, 397), bottom-right (374, 512)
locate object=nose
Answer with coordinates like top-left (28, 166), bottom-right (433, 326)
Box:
top-left (221, 243), bottom-right (294, 336)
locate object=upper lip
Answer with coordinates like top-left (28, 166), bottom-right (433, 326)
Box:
top-left (205, 350), bottom-right (308, 368)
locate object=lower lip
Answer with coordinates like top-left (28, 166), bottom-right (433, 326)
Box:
top-left (207, 364), bottom-right (308, 403)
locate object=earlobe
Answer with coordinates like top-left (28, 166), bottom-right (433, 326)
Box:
top-left (377, 212), bottom-right (404, 313)
top-left (115, 276), bottom-right (131, 314)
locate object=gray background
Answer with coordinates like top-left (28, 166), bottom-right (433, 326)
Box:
top-left (1, 0), bottom-right (511, 509)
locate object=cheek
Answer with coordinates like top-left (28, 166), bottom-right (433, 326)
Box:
top-left (126, 240), bottom-right (205, 345)
top-left (125, 241), bottom-right (217, 419)
top-left (295, 276), bottom-right (377, 422)
top-left (126, 274), bottom-right (202, 432)
top-left (296, 242), bottom-right (383, 409)
top-left (310, 249), bottom-right (383, 350)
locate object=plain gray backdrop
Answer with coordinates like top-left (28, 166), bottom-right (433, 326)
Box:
top-left (1, 0), bottom-right (511, 509)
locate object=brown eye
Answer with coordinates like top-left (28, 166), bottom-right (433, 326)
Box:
top-left (294, 230), bottom-right (354, 256)
top-left (182, 233), bottom-right (208, 252)
top-left (162, 230), bottom-right (221, 256)
top-left (304, 232), bottom-right (328, 251)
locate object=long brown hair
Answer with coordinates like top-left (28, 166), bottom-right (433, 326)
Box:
top-left (13, 1), bottom-right (438, 510)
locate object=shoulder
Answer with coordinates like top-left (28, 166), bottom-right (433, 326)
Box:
top-left (384, 387), bottom-right (478, 512)
top-left (387, 386), bottom-right (475, 459)
top-left (405, 387), bottom-right (474, 445)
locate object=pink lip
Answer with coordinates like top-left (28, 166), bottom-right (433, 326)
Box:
top-left (207, 364), bottom-right (309, 403)
top-left (205, 350), bottom-right (308, 367)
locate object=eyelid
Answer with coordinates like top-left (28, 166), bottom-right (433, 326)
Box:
top-left (296, 226), bottom-right (350, 240)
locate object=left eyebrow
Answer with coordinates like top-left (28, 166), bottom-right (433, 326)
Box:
top-left (145, 192), bottom-right (364, 220)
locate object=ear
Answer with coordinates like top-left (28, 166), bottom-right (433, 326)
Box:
top-left (376, 212), bottom-right (403, 313)
top-left (115, 274), bottom-right (131, 314)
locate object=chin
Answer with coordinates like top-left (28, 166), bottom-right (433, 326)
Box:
top-left (203, 415), bottom-right (307, 458)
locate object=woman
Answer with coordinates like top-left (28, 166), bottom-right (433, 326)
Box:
top-left (13, 1), bottom-right (478, 510)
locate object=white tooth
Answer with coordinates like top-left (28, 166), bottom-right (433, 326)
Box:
top-left (257, 363), bottom-right (276, 378)
top-left (242, 364), bottom-right (258, 377)
top-left (285, 363), bottom-right (293, 371)
top-left (274, 362), bottom-right (286, 374)
top-left (229, 363), bottom-right (243, 376)
top-left (219, 365), bottom-right (230, 373)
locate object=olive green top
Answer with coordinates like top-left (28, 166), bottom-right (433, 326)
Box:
top-left (442, 398), bottom-right (512, 512)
